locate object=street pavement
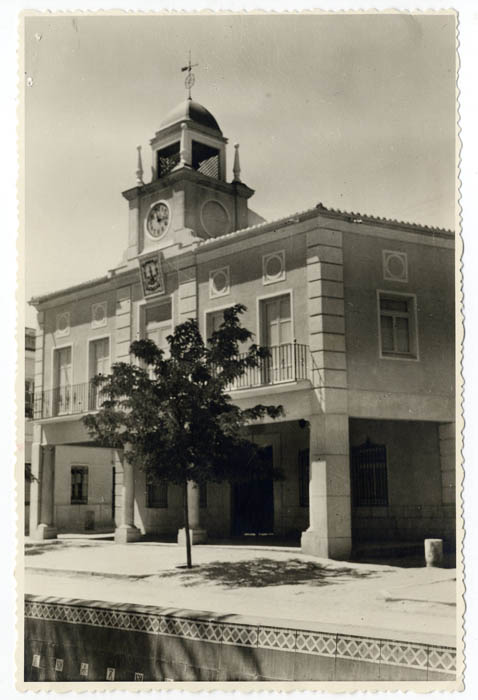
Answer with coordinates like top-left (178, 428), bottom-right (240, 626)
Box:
top-left (24, 537), bottom-right (457, 646)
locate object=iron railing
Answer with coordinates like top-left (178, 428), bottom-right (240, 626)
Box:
top-left (33, 343), bottom-right (310, 419)
top-left (223, 342), bottom-right (309, 391)
top-left (33, 382), bottom-right (109, 420)
top-left (351, 442), bottom-right (389, 507)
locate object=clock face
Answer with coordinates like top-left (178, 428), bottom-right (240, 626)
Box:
top-left (146, 202), bottom-right (170, 239)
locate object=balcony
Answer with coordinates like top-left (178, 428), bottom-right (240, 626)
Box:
top-left (33, 383), bottom-right (108, 420)
top-left (33, 343), bottom-right (309, 420)
top-left (223, 343), bottom-right (309, 391)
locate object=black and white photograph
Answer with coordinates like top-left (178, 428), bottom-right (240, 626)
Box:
top-left (18, 10), bottom-right (461, 690)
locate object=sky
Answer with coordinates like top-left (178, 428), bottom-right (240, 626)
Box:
top-left (24, 13), bottom-right (456, 327)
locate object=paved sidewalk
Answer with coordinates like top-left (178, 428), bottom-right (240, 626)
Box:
top-left (24, 538), bottom-right (457, 646)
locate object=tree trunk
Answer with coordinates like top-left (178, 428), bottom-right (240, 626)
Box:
top-left (183, 480), bottom-right (192, 568)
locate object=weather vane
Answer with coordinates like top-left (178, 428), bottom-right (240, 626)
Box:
top-left (181, 51), bottom-right (198, 101)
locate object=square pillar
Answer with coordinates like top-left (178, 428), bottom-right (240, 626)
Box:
top-left (32, 445), bottom-right (57, 541)
top-left (301, 414), bottom-right (352, 560)
top-left (178, 481), bottom-right (207, 545)
top-left (28, 440), bottom-right (41, 536)
top-left (114, 446), bottom-right (140, 543)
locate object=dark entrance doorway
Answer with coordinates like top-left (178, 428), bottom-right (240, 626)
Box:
top-left (231, 446), bottom-right (274, 535)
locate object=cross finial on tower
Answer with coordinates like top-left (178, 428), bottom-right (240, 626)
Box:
top-left (181, 51), bottom-right (199, 101)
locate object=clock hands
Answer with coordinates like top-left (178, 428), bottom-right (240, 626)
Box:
top-left (147, 203), bottom-right (170, 238)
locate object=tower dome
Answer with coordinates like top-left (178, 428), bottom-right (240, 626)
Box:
top-left (159, 99), bottom-right (222, 134)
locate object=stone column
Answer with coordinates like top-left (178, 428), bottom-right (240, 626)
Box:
top-left (178, 481), bottom-right (207, 545)
top-left (178, 122), bottom-right (191, 167)
top-left (33, 445), bottom-right (57, 540)
top-left (438, 421), bottom-right (456, 546)
top-left (28, 439), bottom-right (41, 537)
top-left (300, 222), bottom-right (352, 560)
top-left (114, 446), bottom-right (140, 543)
top-left (301, 414), bottom-right (352, 560)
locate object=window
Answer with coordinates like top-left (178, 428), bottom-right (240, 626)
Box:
top-left (71, 466), bottom-right (88, 505)
top-left (192, 141), bottom-right (219, 179)
top-left (91, 301), bottom-right (107, 328)
top-left (298, 449), bottom-right (309, 507)
top-left (25, 463), bottom-right (31, 505)
top-left (147, 480), bottom-right (168, 508)
top-left (209, 267), bottom-right (230, 298)
top-left (53, 346), bottom-right (72, 415)
top-left (383, 250), bottom-right (408, 282)
top-left (199, 482), bottom-right (207, 509)
top-left (157, 142), bottom-right (180, 178)
top-left (25, 330), bottom-right (35, 352)
top-left (205, 309), bottom-right (226, 342)
top-left (260, 294), bottom-right (294, 382)
top-left (378, 292), bottom-right (417, 358)
top-left (263, 251), bottom-right (286, 285)
top-left (55, 312), bottom-right (70, 338)
top-left (89, 338), bottom-right (110, 409)
top-left (142, 300), bottom-right (172, 356)
top-left (351, 441), bottom-right (388, 507)
top-left (25, 379), bottom-right (34, 419)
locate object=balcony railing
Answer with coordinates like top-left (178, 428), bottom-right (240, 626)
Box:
top-left (223, 343), bottom-right (309, 391)
top-left (33, 343), bottom-right (309, 419)
top-left (33, 382), bottom-right (109, 420)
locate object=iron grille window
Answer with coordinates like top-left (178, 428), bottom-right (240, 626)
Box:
top-left (71, 466), bottom-right (88, 505)
top-left (199, 482), bottom-right (207, 509)
top-left (298, 448), bottom-right (309, 507)
top-left (351, 441), bottom-right (388, 506)
top-left (147, 480), bottom-right (168, 509)
top-left (157, 142), bottom-right (180, 178)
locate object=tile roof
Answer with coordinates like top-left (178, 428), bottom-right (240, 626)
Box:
top-left (198, 202), bottom-right (454, 248)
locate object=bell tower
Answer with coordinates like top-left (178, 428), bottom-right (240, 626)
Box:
top-left (120, 67), bottom-right (255, 264)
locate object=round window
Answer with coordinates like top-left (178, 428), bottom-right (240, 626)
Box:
top-left (93, 304), bottom-right (105, 323)
top-left (265, 254), bottom-right (284, 280)
top-left (57, 314), bottom-right (69, 332)
top-left (386, 253), bottom-right (406, 280)
top-left (201, 201), bottom-right (230, 237)
top-left (212, 270), bottom-right (228, 295)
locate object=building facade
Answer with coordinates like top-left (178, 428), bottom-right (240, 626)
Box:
top-left (24, 327), bottom-right (36, 534)
top-left (28, 98), bottom-right (456, 559)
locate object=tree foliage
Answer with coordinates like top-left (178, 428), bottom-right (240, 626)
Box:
top-left (83, 304), bottom-right (284, 490)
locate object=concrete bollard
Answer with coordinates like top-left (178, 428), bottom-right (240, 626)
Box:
top-left (424, 538), bottom-right (444, 567)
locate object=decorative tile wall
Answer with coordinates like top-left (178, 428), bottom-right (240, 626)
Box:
top-left (25, 595), bottom-right (456, 681)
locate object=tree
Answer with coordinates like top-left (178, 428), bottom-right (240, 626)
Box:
top-left (83, 304), bottom-right (283, 567)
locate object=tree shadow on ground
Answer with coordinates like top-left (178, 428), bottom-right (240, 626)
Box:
top-left (161, 557), bottom-right (386, 589)
top-left (25, 541), bottom-right (101, 556)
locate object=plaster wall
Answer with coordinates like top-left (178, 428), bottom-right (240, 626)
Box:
top-left (342, 232), bottom-right (454, 421)
top-left (248, 421), bottom-right (310, 536)
top-left (349, 418), bottom-right (455, 545)
top-left (53, 446), bottom-right (114, 532)
top-left (131, 420), bottom-right (308, 539)
top-left (132, 467), bottom-right (232, 538)
top-left (197, 230), bottom-right (309, 348)
top-left (42, 288), bottom-right (117, 391)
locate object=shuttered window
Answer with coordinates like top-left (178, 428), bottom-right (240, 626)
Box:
top-left (378, 293), bottom-right (417, 358)
top-left (71, 466), bottom-right (88, 505)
